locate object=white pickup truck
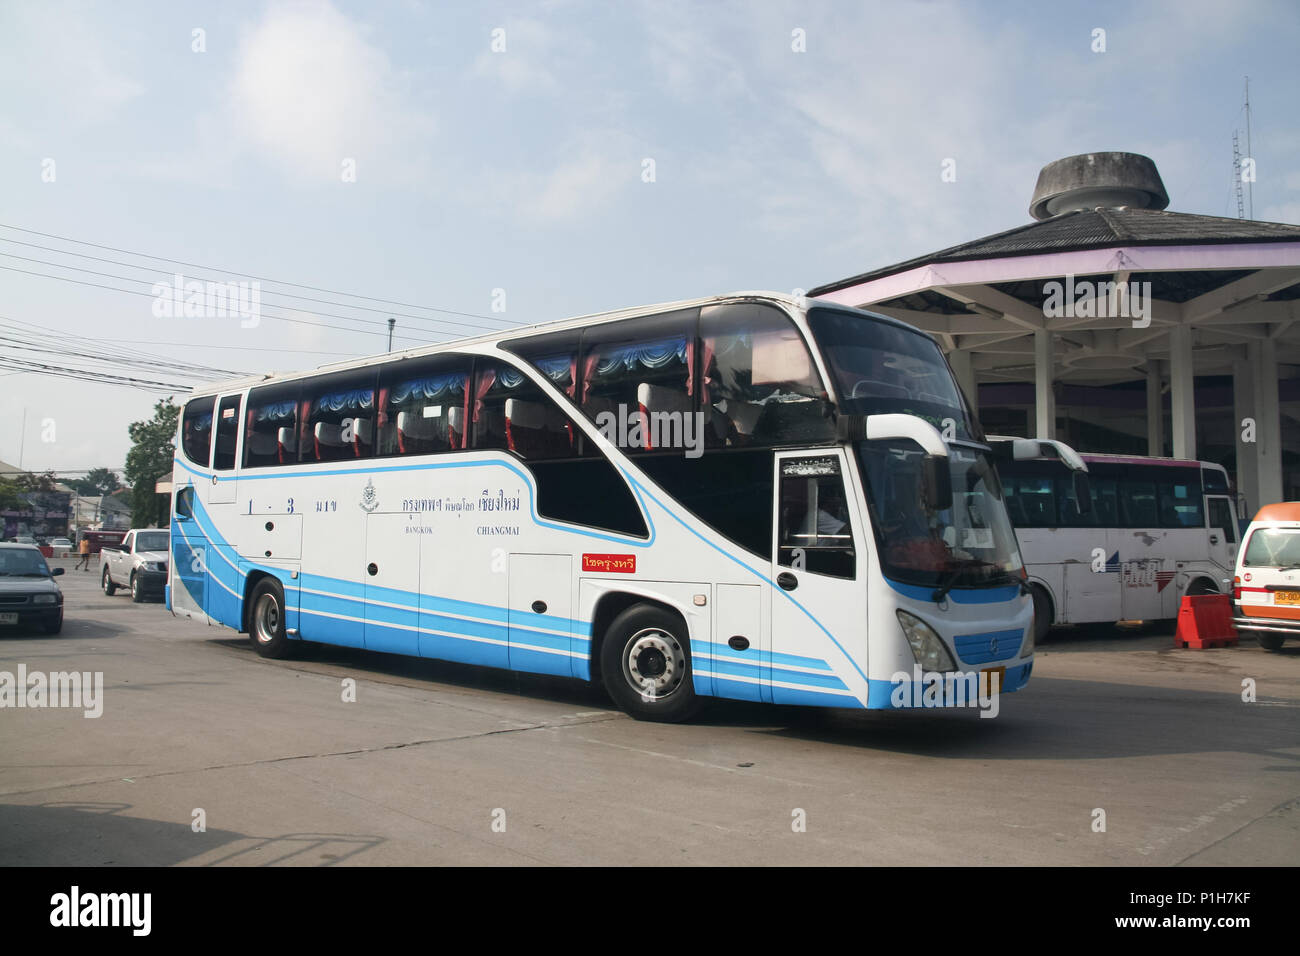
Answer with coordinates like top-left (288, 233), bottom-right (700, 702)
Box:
top-left (101, 529), bottom-right (170, 603)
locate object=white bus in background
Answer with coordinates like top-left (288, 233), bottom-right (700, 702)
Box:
top-left (999, 450), bottom-right (1239, 638)
top-left (167, 291), bottom-right (1084, 722)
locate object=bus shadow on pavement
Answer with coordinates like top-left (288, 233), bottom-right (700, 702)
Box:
top-left (210, 637), bottom-right (615, 711)
top-left (0, 801), bottom-right (383, 866)
top-left (755, 675), bottom-right (1300, 764)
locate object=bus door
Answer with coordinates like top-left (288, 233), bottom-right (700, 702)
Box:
top-left (209, 393), bottom-right (243, 506)
top-left (770, 450), bottom-right (866, 707)
top-left (1206, 495), bottom-right (1239, 573)
top-left (363, 512), bottom-right (420, 655)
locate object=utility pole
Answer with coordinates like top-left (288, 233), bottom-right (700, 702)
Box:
top-left (387, 317), bottom-right (396, 351)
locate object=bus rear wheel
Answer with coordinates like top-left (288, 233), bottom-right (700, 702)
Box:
top-left (249, 578), bottom-right (294, 659)
top-left (600, 605), bottom-right (702, 723)
top-left (1258, 634), bottom-right (1285, 652)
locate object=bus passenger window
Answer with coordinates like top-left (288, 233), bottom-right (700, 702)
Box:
top-left (578, 309), bottom-right (697, 453)
top-left (244, 384), bottom-right (301, 467)
top-left (181, 397), bottom-right (215, 468)
top-left (699, 302), bottom-right (831, 449)
top-left (303, 374), bottom-right (377, 462)
top-left (376, 357), bottom-right (469, 457)
top-left (474, 361), bottom-right (577, 460)
top-left (778, 457), bottom-right (855, 579)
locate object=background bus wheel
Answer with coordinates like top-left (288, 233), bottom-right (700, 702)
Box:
top-left (1257, 634), bottom-right (1285, 651)
top-left (101, 566), bottom-right (116, 596)
top-left (1030, 585), bottom-right (1053, 644)
top-left (249, 578), bottom-right (293, 659)
top-left (600, 605), bottom-right (702, 723)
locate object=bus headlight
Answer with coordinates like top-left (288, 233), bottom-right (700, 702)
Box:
top-left (896, 610), bottom-right (957, 671)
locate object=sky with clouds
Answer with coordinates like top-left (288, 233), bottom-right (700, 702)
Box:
top-left (2, 0), bottom-right (1298, 475)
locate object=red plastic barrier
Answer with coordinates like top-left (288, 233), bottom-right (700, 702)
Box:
top-left (1174, 594), bottom-right (1238, 649)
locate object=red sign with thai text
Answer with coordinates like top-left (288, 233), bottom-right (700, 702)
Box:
top-left (582, 553), bottom-right (636, 574)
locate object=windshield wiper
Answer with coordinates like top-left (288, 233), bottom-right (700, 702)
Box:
top-left (931, 566), bottom-right (967, 603)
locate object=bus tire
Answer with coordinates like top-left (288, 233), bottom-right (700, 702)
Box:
top-left (600, 604), bottom-right (702, 723)
top-left (1030, 584), bottom-right (1053, 644)
top-left (249, 578), bottom-right (294, 659)
top-left (1257, 634), bottom-right (1285, 652)
top-left (101, 566), bottom-right (116, 596)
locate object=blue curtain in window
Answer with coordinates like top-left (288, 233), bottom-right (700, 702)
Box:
top-left (594, 336), bottom-right (687, 377)
top-left (314, 388), bottom-right (374, 412)
top-left (390, 373), bottom-right (464, 404)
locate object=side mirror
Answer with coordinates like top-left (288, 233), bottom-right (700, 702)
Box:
top-left (1073, 472), bottom-right (1092, 515)
top-left (51, 567), bottom-right (65, 576)
top-left (923, 454), bottom-right (953, 512)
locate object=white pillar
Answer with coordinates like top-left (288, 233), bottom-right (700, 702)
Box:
top-left (1146, 359), bottom-right (1165, 456)
top-left (1168, 324), bottom-right (1196, 460)
top-left (1234, 355), bottom-right (1259, 515)
top-left (948, 349), bottom-right (979, 418)
top-left (1034, 329), bottom-right (1055, 439)
top-left (1250, 339), bottom-right (1283, 506)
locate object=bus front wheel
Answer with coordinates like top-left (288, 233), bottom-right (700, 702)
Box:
top-left (1258, 634), bottom-right (1285, 652)
top-left (249, 578), bottom-right (294, 659)
top-left (600, 605), bottom-right (702, 723)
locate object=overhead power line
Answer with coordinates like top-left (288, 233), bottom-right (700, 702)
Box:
top-left (0, 222), bottom-right (520, 327)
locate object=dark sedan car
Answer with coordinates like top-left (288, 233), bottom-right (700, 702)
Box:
top-left (0, 543), bottom-right (65, 635)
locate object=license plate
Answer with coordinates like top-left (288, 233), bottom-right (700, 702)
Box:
top-left (980, 666), bottom-right (1005, 694)
top-left (1274, 590), bottom-right (1300, 605)
top-left (0, 612), bottom-right (18, 625)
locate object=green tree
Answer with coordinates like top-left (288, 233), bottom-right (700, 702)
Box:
top-left (65, 467), bottom-right (122, 496)
top-left (124, 398), bottom-right (179, 527)
top-left (13, 470), bottom-right (58, 493)
top-left (0, 476), bottom-right (23, 511)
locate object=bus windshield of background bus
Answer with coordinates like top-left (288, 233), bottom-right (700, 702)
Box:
top-left (807, 307), bottom-right (974, 440)
top-left (857, 440), bottom-right (1024, 589)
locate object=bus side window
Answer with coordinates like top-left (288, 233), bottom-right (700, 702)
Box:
top-left (303, 372), bottom-right (377, 463)
top-left (778, 459), bottom-right (855, 579)
top-left (181, 397), bottom-right (215, 468)
top-left (699, 302), bottom-right (830, 449)
top-left (376, 356), bottom-right (470, 457)
top-left (244, 383), bottom-right (300, 468)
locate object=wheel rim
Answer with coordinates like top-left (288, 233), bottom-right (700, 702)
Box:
top-left (102, 569), bottom-right (110, 591)
top-left (622, 627), bottom-right (686, 701)
top-left (253, 593), bottom-right (280, 644)
top-left (132, 577), bottom-right (138, 597)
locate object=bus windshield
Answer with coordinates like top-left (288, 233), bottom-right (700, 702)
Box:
top-left (857, 440), bottom-right (1023, 589)
top-left (807, 307), bottom-right (975, 440)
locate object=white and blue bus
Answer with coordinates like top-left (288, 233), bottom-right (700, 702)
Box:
top-left (167, 292), bottom-right (1078, 721)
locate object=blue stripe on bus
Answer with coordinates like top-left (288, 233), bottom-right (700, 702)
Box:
top-left (691, 639), bottom-right (832, 672)
top-left (884, 578), bottom-right (1021, 604)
